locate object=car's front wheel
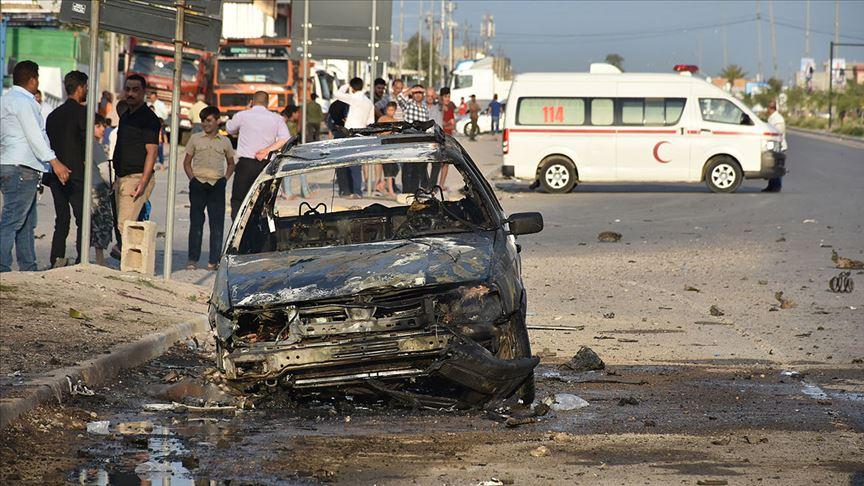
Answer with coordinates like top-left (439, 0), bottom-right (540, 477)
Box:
top-left (538, 157), bottom-right (577, 193)
top-left (705, 156), bottom-right (743, 193)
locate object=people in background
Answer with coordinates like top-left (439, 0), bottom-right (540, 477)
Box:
top-left (326, 99), bottom-right (352, 196)
top-left (303, 93), bottom-right (324, 142)
top-left (396, 84), bottom-right (430, 192)
top-left (225, 90), bottom-right (290, 219)
top-left (372, 77), bottom-right (387, 118)
top-left (376, 78), bottom-right (404, 121)
top-left (1, 60), bottom-right (68, 272)
top-left (112, 74), bottom-right (160, 258)
top-left (432, 87), bottom-right (456, 188)
top-left (279, 105), bottom-right (310, 199)
top-left (333, 77), bottom-right (375, 198)
top-left (376, 101), bottom-right (399, 197)
top-left (183, 105), bottom-right (235, 270)
top-left (488, 93), bottom-right (502, 134)
top-left (763, 100), bottom-right (787, 193)
top-left (467, 94), bottom-right (481, 141)
top-left (90, 114), bottom-right (115, 266)
top-left (458, 97), bottom-right (467, 116)
top-left (190, 93), bottom-right (208, 134)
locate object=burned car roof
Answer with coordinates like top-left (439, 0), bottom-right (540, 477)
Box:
top-left (271, 135), bottom-right (445, 176)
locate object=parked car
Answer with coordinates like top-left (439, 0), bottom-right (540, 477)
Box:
top-left (208, 121), bottom-right (544, 406)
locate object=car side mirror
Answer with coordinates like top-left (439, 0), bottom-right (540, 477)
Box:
top-left (507, 212), bottom-right (543, 236)
top-left (741, 113), bottom-right (754, 126)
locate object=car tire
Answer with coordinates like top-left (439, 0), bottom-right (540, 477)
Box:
top-left (496, 313), bottom-right (536, 405)
top-left (538, 157), bottom-right (577, 193)
top-left (464, 121), bottom-right (480, 138)
top-left (704, 156), bottom-right (743, 193)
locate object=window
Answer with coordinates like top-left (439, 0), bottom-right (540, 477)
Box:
top-left (591, 99), bottom-right (614, 126)
top-left (454, 74), bottom-right (473, 89)
top-left (516, 97), bottom-right (585, 125)
top-left (699, 98), bottom-right (746, 124)
top-left (666, 99), bottom-right (685, 124)
top-left (619, 98), bottom-right (686, 125)
top-left (621, 99), bottom-right (643, 124)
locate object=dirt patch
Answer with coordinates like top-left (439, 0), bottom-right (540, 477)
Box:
top-left (0, 265), bottom-right (208, 396)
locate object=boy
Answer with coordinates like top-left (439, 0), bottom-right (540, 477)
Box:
top-left (376, 102), bottom-right (399, 196)
top-left (182, 106), bottom-right (235, 270)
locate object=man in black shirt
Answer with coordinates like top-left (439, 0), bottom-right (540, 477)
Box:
top-left (45, 70), bottom-right (88, 267)
top-left (326, 100), bottom-right (352, 196)
top-left (112, 74), bottom-right (159, 243)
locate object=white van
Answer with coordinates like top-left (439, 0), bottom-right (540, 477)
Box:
top-left (501, 65), bottom-right (786, 193)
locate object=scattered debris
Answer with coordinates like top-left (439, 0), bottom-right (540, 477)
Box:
top-left (697, 480), bottom-right (728, 486)
top-left (776, 237), bottom-right (786, 242)
top-left (774, 291), bottom-right (796, 309)
top-left (68, 308), bottom-right (91, 321)
top-left (527, 325), bottom-right (585, 331)
top-left (831, 250), bottom-right (864, 270)
top-left (532, 402), bottom-right (551, 417)
top-left (67, 376), bottom-right (95, 396)
top-left (709, 305), bottom-right (725, 317)
top-left (643, 419), bottom-right (657, 427)
top-left (86, 421), bottom-right (110, 435)
top-left (685, 286), bottom-right (701, 292)
top-left (602, 312), bottom-right (615, 319)
top-left (162, 370), bottom-right (182, 383)
top-left (545, 393), bottom-right (589, 411)
top-left (758, 280), bottom-right (768, 285)
top-left (617, 338), bottom-right (639, 343)
top-left (476, 479), bottom-right (505, 486)
top-left (829, 271), bottom-right (854, 293)
top-left (562, 346), bottom-right (605, 372)
top-left (142, 403), bottom-right (177, 412)
top-left (795, 331), bottom-right (812, 338)
top-left (116, 421), bottom-right (154, 435)
top-left (618, 396), bottom-right (640, 406)
top-left (142, 402), bottom-right (237, 414)
top-left (530, 445), bottom-right (551, 457)
top-left (710, 436), bottom-right (731, 446)
top-left (593, 335), bottom-right (616, 340)
top-left (505, 416), bottom-right (537, 427)
top-left (597, 231), bottom-right (622, 243)
top-left (801, 219), bottom-right (817, 224)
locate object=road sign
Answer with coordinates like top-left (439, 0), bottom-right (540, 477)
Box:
top-left (290, 0), bottom-right (392, 61)
top-left (59, 0), bottom-right (222, 51)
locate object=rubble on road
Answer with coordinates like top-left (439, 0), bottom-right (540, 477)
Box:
top-left (598, 231), bottom-right (622, 242)
top-left (774, 291), bottom-right (797, 309)
top-left (544, 393), bottom-right (589, 411)
top-left (831, 250), bottom-right (864, 270)
top-left (709, 305), bottom-right (725, 317)
top-left (562, 346), bottom-right (605, 372)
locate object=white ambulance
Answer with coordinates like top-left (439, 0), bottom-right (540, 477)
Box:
top-left (501, 64), bottom-right (786, 193)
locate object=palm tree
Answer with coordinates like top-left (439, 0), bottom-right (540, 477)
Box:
top-left (720, 64), bottom-right (747, 87)
top-left (604, 54), bottom-right (624, 71)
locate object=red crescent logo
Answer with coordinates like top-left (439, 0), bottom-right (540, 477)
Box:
top-left (653, 141), bottom-right (671, 163)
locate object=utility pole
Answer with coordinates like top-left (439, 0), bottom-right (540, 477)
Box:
top-left (769, 0), bottom-right (778, 79)
top-left (80, 0), bottom-right (101, 267)
top-left (428, 13), bottom-right (433, 87)
top-left (398, 0), bottom-right (404, 77)
top-left (440, 0), bottom-right (445, 84)
top-left (163, 0), bottom-right (185, 279)
top-left (722, 8), bottom-right (728, 68)
top-left (833, 0), bottom-right (840, 56)
top-left (447, 1), bottom-right (455, 74)
top-left (756, 0), bottom-right (763, 81)
top-left (418, 0), bottom-right (423, 80)
top-left (804, 0), bottom-right (811, 57)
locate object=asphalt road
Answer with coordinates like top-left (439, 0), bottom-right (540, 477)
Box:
top-left (8, 129), bottom-right (863, 484)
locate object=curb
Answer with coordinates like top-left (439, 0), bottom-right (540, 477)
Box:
top-left (0, 317), bottom-right (209, 429)
top-left (789, 127), bottom-right (864, 145)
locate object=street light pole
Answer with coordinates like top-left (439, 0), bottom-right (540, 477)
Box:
top-left (80, 0), bottom-right (101, 266)
top-left (163, 0), bottom-right (185, 279)
top-left (301, 0), bottom-right (309, 145)
top-left (367, 0), bottom-right (377, 195)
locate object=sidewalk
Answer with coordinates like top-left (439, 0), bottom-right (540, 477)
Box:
top-left (0, 265), bottom-right (209, 403)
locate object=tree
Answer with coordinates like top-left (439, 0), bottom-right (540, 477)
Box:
top-left (401, 33), bottom-right (440, 79)
top-left (720, 64), bottom-right (747, 87)
top-left (604, 53), bottom-right (624, 71)
top-left (766, 77), bottom-right (783, 94)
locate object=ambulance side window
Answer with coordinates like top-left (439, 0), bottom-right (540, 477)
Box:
top-left (699, 98), bottom-right (745, 124)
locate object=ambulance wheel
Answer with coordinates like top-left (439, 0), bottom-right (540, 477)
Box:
top-left (538, 157), bottom-right (577, 193)
top-left (705, 156), bottom-right (743, 193)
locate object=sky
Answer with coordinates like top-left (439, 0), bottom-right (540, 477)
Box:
top-left (391, 0), bottom-right (864, 82)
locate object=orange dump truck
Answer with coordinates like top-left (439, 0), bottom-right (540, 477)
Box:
top-left (213, 37), bottom-right (295, 118)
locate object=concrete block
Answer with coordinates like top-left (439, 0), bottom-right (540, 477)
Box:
top-left (121, 221), bottom-right (157, 275)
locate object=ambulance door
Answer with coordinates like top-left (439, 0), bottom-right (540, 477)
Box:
top-left (615, 84), bottom-right (692, 181)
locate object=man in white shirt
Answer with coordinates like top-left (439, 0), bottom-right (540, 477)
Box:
top-left (763, 100), bottom-right (786, 193)
top-left (333, 77), bottom-right (375, 197)
top-left (0, 60), bottom-right (70, 272)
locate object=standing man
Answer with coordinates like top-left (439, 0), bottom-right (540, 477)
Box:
top-left (112, 74), bottom-right (160, 252)
top-left (430, 87), bottom-right (456, 187)
top-left (763, 100), bottom-right (787, 193)
top-left (183, 105), bottom-right (235, 270)
top-left (226, 91), bottom-right (290, 218)
top-left (0, 61), bottom-right (69, 272)
top-left (45, 70), bottom-right (89, 268)
top-left (376, 79), bottom-right (405, 121)
top-left (488, 93), bottom-right (502, 134)
top-left (146, 91), bottom-right (168, 168)
top-left (303, 93), bottom-right (324, 142)
top-left (333, 78), bottom-right (375, 198)
top-left (372, 78), bottom-right (387, 118)
top-left (189, 94), bottom-right (208, 134)
top-left (467, 94), bottom-right (481, 141)
top-left (396, 84), bottom-right (430, 192)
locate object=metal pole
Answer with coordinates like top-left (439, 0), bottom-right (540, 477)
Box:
top-left (448, 2), bottom-right (454, 75)
top-left (755, 0), bottom-right (763, 81)
top-left (398, 0), bottom-right (404, 77)
top-left (80, 0), bottom-right (101, 266)
top-left (804, 0), bottom-right (811, 57)
top-left (163, 0), bottom-right (184, 279)
top-left (428, 14), bottom-right (433, 87)
top-left (301, 0), bottom-right (309, 145)
top-left (368, 0), bottom-right (377, 196)
top-left (828, 41), bottom-right (834, 130)
top-left (418, 0), bottom-right (422, 80)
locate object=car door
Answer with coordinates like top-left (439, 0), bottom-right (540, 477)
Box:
top-left (690, 97), bottom-right (761, 175)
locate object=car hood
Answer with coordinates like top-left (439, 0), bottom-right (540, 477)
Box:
top-left (223, 232), bottom-right (495, 309)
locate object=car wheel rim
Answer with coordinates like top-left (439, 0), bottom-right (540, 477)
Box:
top-left (711, 163), bottom-right (736, 189)
top-left (545, 164), bottom-right (570, 189)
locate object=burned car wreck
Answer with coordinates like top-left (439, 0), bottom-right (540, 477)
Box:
top-left (208, 122), bottom-right (544, 407)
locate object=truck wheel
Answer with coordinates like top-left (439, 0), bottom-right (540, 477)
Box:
top-left (705, 156), bottom-right (743, 193)
top-left (496, 313), bottom-right (536, 404)
top-left (538, 157), bottom-right (577, 193)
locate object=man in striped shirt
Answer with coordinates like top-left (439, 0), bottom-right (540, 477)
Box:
top-left (395, 85), bottom-right (430, 192)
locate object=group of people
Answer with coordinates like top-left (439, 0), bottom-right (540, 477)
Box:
top-left (1, 58), bottom-right (486, 274)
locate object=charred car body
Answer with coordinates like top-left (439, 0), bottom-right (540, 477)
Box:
top-left (208, 122), bottom-right (544, 406)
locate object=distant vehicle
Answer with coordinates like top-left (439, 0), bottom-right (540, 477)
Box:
top-left (449, 57), bottom-right (512, 105)
top-left (213, 38), bottom-right (294, 118)
top-left (502, 64), bottom-right (786, 193)
top-left (125, 38), bottom-right (211, 130)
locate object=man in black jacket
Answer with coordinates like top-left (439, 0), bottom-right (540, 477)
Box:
top-left (326, 100), bottom-right (353, 196)
top-left (45, 70), bottom-right (88, 267)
